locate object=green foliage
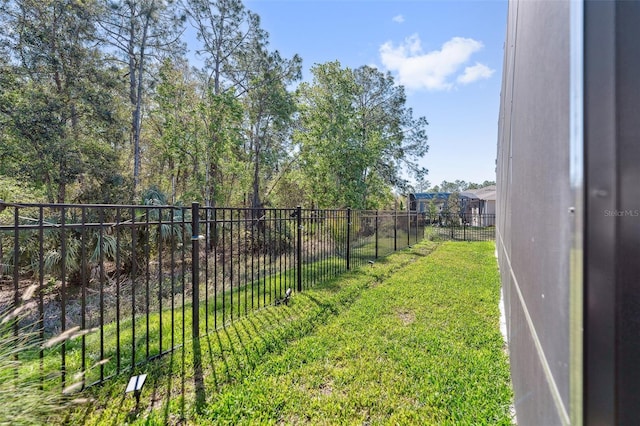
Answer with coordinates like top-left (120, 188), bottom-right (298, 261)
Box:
top-left (431, 179), bottom-right (496, 193)
top-left (200, 88), bottom-right (246, 206)
top-left (266, 168), bottom-right (306, 208)
top-left (148, 58), bottom-right (255, 206)
top-left (0, 0), bottom-right (128, 203)
top-left (0, 176), bottom-right (45, 204)
top-left (0, 217), bottom-right (111, 283)
top-left (186, 0), bottom-right (266, 94)
top-left (294, 62), bottom-right (428, 210)
top-left (441, 191), bottom-right (462, 226)
top-left (149, 60), bottom-right (204, 204)
top-left (239, 45), bottom-right (302, 209)
top-left (72, 140), bottom-right (131, 205)
top-left (1, 205), bottom-right (137, 284)
top-left (100, 0), bottom-right (186, 193)
top-left (428, 198), bottom-right (439, 219)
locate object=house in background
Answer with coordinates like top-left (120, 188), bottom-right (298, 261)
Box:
top-left (464, 185), bottom-right (496, 226)
top-left (409, 185), bottom-right (496, 227)
top-left (409, 192), bottom-right (450, 215)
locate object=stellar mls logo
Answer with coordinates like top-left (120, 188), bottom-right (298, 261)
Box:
top-left (603, 209), bottom-right (640, 217)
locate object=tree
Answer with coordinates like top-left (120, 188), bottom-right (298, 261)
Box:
top-left (198, 85), bottom-right (245, 206)
top-left (427, 198), bottom-right (439, 222)
top-left (238, 44), bottom-right (301, 210)
top-left (294, 61), bottom-right (357, 208)
top-left (184, 0), bottom-right (269, 207)
top-left (149, 59), bottom-right (247, 206)
top-left (185, 0), bottom-right (266, 95)
top-left (98, 0), bottom-right (185, 195)
top-left (431, 179), bottom-right (495, 193)
top-left (0, 0), bottom-right (127, 203)
top-left (413, 178), bottom-right (431, 193)
top-left (294, 62), bottom-right (429, 209)
top-left (439, 180), bottom-right (468, 193)
top-left (443, 191), bottom-right (462, 225)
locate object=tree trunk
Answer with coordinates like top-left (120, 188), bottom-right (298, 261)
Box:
top-left (130, 9), bottom-right (150, 198)
top-left (251, 147), bottom-right (260, 209)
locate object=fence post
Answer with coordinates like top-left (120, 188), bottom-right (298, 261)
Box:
top-left (296, 206), bottom-right (302, 292)
top-left (451, 215), bottom-right (454, 239)
top-left (407, 208), bottom-right (410, 247)
top-left (13, 207), bottom-right (20, 384)
top-left (375, 210), bottom-right (379, 259)
top-left (346, 208), bottom-right (351, 270)
top-left (463, 216), bottom-right (467, 241)
top-left (191, 202), bottom-right (200, 339)
top-left (394, 207), bottom-right (397, 251)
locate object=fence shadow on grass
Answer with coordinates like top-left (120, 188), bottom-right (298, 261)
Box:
top-left (192, 337), bottom-right (205, 416)
top-left (60, 302), bottom-right (302, 424)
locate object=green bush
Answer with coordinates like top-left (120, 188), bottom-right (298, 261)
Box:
top-left (0, 175), bottom-right (45, 204)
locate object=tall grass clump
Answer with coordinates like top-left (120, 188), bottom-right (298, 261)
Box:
top-left (0, 284), bottom-right (91, 425)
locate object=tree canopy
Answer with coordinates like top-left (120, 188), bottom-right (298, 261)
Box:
top-left (429, 180), bottom-right (496, 193)
top-left (295, 62), bottom-right (428, 209)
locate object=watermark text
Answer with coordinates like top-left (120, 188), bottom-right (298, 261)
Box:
top-left (604, 209), bottom-right (640, 217)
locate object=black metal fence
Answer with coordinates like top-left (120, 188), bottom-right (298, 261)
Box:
top-left (422, 212), bottom-right (496, 241)
top-left (0, 203), bottom-right (435, 391)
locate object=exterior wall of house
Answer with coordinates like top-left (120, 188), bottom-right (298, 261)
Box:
top-left (496, 1), bottom-right (572, 424)
top-left (469, 200), bottom-right (496, 226)
top-left (498, 1), bottom-right (640, 424)
top-left (483, 201), bottom-right (496, 226)
top-left (485, 200), bottom-right (496, 216)
top-left (581, 3), bottom-right (640, 424)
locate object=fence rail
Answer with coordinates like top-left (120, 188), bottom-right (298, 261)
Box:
top-left (0, 202), bottom-right (493, 390)
top-left (422, 212), bottom-right (496, 241)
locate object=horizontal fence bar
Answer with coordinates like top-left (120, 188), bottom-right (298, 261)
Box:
top-left (0, 202), bottom-right (493, 391)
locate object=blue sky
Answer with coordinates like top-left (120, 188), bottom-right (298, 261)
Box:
top-left (242, 0), bottom-right (508, 189)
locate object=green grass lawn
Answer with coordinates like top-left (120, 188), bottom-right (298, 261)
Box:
top-left (65, 240), bottom-right (513, 425)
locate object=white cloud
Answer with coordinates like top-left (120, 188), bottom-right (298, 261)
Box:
top-left (379, 34), bottom-right (494, 91)
top-left (457, 63), bottom-right (495, 84)
top-left (392, 14), bottom-right (405, 23)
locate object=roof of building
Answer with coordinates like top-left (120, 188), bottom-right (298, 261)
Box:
top-left (412, 191), bottom-right (485, 200)
top-left (467, 185), bottom-right (496, 201)
top-left (411, 185), bottom-right (496, 202)
top-left (459, 191), bottom-right (480, 200)
top-left (411, 192), bottom-right (451, 201)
